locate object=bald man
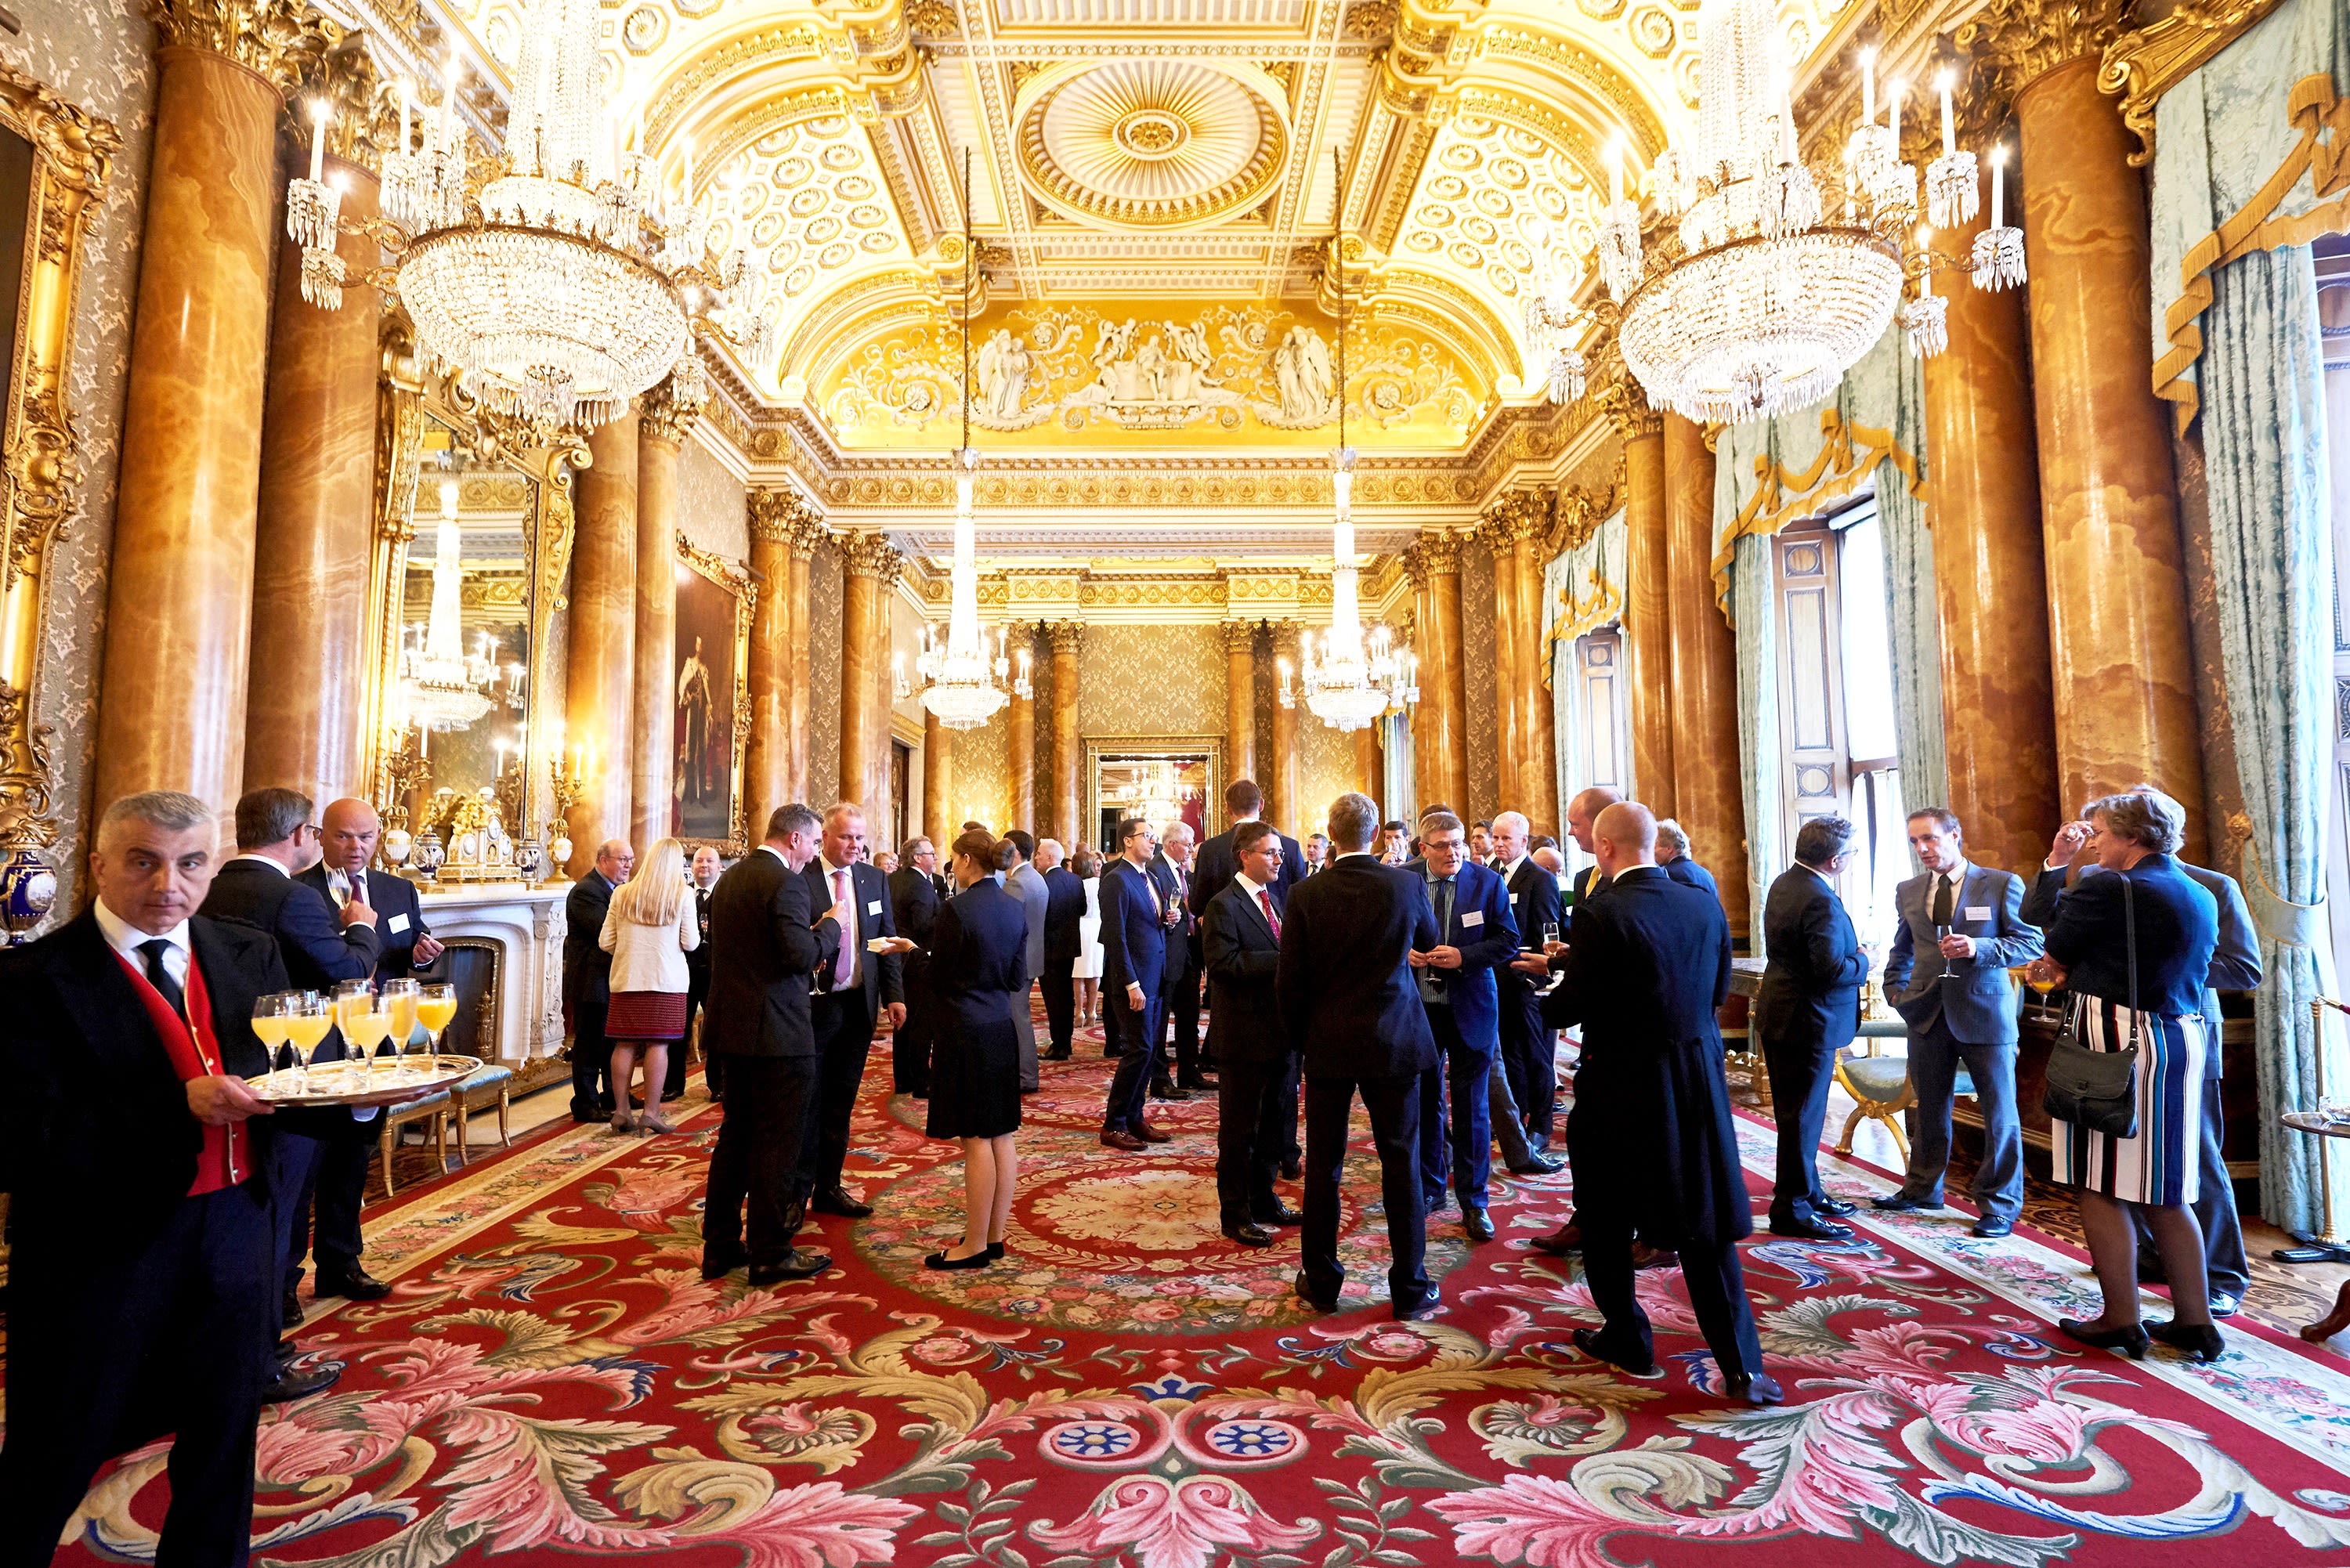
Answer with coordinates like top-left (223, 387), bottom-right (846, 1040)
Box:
top-left (566, 838), bottom-right (635, 1122)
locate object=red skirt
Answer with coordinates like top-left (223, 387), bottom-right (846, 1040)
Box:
top-left (606, 989), bottom-right (689, 1041)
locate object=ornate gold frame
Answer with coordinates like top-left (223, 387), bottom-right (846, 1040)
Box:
top-left (0, 64), bottom-right (116, 853)
top-left (1083, 736), bottom-right (1224, 848)
top-left (674, 531), bottom-right (756, 857)
top-left (2099, 0), bottom-right (2288, 166)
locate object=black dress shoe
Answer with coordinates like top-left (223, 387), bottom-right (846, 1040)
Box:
top-left (1872, 1192), bottom-right (1945, 1212)
top-left (1150, 1078), bottom-right (1191, 1101)
top-left (747, 1250), bottom-right (832, 1284)
top-left (261, 1361), bottom-right (342, 1404)
top-left (1463, 1209), bottom-right (1496, 1243)
top-left (282, 1288), bottom-right (304, 1328)
top-left (1252, 1202), bottom-right (1304, 1227)
top-left (810, 1186), bottom-right (873, 1219)
top-left (1393, 1286), bottom-right (1443, 1321)
top-left (1292, 1271), bottom-right (1339, 1312)
top-left (2148, 1318), bottom-right (2225, 1362)
top-left (1724, 1373), bottom-right (1786, 1406)
top-left (1179, 1075), bottom-right (1218, 1093)
top-left (316, 1268), bottom-right (392, 1302)
top-left (985, 1241), bottom-right (1007, 1262)
top-left (1970, 1216), bottom-right (2014, 1239)
top-left (1506, 1152), bottom-right (1566, 1176)
top-left (1223, 1221), bottom-right (1274, 1248)
top-left (1571, 1326), bottom-right (1661, 1378)
top-left (1768, 1216), bottom-right (1853, 1242)
top-left (700, 1245), bottom-right (747, 1281)
top-left (2058, 1318), bottom-right (2150, 1360)
top-left (924, 1248), bottom-right (992, 1270)
top-left (1279, 1155), bottom-right (1302, 1181)
top-left (1043, 1047), bottom-right (1072, 1061)
top-left (1813, 1195), bottom-right (1858, 1217)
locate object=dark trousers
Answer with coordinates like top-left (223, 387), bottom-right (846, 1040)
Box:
top-left (1301, 1071), bottom-right (1430, 1310)
top-left (799, 993), bottom-right (878, 1200)
top-left (1041, 955), bottom-right (1077, 1055)
top-left (1101, 987), bottom-right (1124, 1057)
top-left (0, 1186), bottom-right (273, 1568)
top-left (1499, 987), bottom-right (1555, 1142)
top-left (1761, 1031), bottom-right (1839, 1223)
top-left (569, 998), bottom-right (612, 1119)
top-left (1169, 959), bottom-right (1204, 1081)
top-left (268, 1129), bottom-right (327, 1298)
top-left (2135, 1074), bottom-right (2250, 1297)
top-left (280, 1118), bottom-right (370, 1291)
top-left (1101, 990), bottom-right (1164, 1134)
top-left (1417, 1007), bottom-right (1494, 1215)
top-left (1279, 1056), bottom-right (1302, 1165)
top-left (1216, 1054), bottom-right (1292, 1227)
top-left (703, 1053), bottom-right (819, 1267)
top-left (1016, 982), bottom-right (1040, 1093)
top-left (1579, 1203), bottom-right (1762, 1382)
top-left (666, 974), bottom-right (707, 1100)
top-left (1899, 1019), bottom-right (2024, 1225)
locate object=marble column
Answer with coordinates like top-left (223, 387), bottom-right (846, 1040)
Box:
top-left (1618, 407), bottom-right (1676, 819)
top-left (1512, 525), bottom-right (1562, 836)
top-left (837, 533), bottom-right (902, 814)
top-left (923, 707), bottom-right (953, 839)
top-left (97, 41), bottom-right (295, 811)
top-left (1269, 620), bottom-right (1302, 838)
top-left (565, 414), bottom-right (639, 873)
top-left (1223, 620), bottom-right (1257, 786)
top-left (743, 490), bottom-right (801, 842)
top-left (786, 518), bottom-right (822, 800)
top-left (629, 384), bottom-right (692, 851)
top-left (1664, 414), bottom-right (1748, 935)
top-left (1008, 640), bottom-right (1036, 831)
top-left (1485, 518), bottom-right (1524, 813)
top-left (1048, 621), bottom-right (1083, 846)
top-left (246, 150), bottom-right (378, 802)
top-left (1922, 204), bottom-right (2063, 873)
top-left (2012, 53), bottom-right (2204, 840)
top-left (1405, 532), bottom-right (1470, 815)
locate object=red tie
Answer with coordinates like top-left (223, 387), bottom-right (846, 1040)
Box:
top-left (1259, 888), bottom-right (1281, 940)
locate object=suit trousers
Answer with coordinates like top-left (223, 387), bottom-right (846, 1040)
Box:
top-left (1279, 1056), bottom-right (1302, 1165)
top-left (0, 1186), bottom-right (273, 1568)
top-left (1485, 1057), bottom-right (1538, 1169)
top-left (280, 1115), bottom-right (371, 1287)
top-left (2133, 1075), bottom-right (2249, 1297)
top-left (799, 993), bottom-right (879, 1200)
top-left (569, 998), bottom-right (612, 1119)
top-left (1170, 958), bottom-right (1204, 1081)
top-left (1215, 1054), bottom-right (1292, 1227)
top-left (1301, 1071), bottom-right (1430, 1310)
top-left (1040, 955), bottom-right (1077, 1055)
top-left (1100, 985), bottom-right (1123, 1057)
top-left (1017, 984), bottom-right (1040, 1093)
top-left (703, 1054), bottom-right (819, 1267)
top-left (1417, 1006), bottom-right (1494, 1215)
top-left (267, 1129), bottom-right (326, 1302)
top-left (665, 974), bottom-right (707, 1100)
top-left (1897, 1016), bottom-right (2023, 1224)
top-left (1761, 1031), bottom-right (1838, 1223)
top-left (1499, 988), bottom-right (1556, 1142)
top-left (1101, 991), bottom-right (1163, 1135)
top-left (1578, 1203), bottom-right (1762, 1382)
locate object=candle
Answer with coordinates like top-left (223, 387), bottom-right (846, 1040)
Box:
top-left (398, 78), bottom-right (412, 155)
top-left (494, 739), bottom-right (507, 776)
top-left (1860, 46), bottom-right (1875, 124)
top-left (1936, 69), bottom-right (1955, 157)
top-left (1990, 143), bottom-right (2005, 229)
top-left (1607, 137), bottom-right (1623, 206)
top-left (1889, 79), bottom-right (1903, 147)
top-left (308, 99), bottom-right (328, 182)
top-left (1917, 226), bottom-right (1934, 295)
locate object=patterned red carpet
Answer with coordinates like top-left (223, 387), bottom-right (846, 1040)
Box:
top-left (42, 1021), bottom-right (2350, 1566)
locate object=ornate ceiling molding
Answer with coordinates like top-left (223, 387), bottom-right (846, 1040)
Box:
top-left (1013, 58), bottom-right (1293, 231)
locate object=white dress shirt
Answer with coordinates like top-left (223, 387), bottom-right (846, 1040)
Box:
top-left (1925, 860), bottom-right (1972, 922)
top-left (94, 898), bottom-right (190, 989)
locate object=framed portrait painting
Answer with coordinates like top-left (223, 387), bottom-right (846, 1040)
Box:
top-left (672, 535), bottom-right (754, 854)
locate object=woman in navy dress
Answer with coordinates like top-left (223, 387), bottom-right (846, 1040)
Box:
top-left (2030, 790), bottom-right (2222, 1361)
top-left (923, 828), bottom-right (1031, 1270)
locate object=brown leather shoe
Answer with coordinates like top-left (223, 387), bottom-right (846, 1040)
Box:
top-left (1099, 1129), bottom-right (1148, 1151)
top-left (1531, 1223), bottom-right (1582, 1257)
top-left (1631, 1241), bottom-right (1680, 1271)
top-left (1136, 1120), bottom-right (1173, 1144)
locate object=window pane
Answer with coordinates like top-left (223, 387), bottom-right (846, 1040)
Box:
top-left (1839, 513), bottom-right (1900, 763)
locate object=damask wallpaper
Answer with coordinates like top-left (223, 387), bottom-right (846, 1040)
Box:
top-left (945, 706), bottom-right (1010, 835)
top-left (1076, 623), bottom-right (1224, 739)
top-left (1462, 544), bottom-right (1501, 825)
top-left (806, 545), bottom-right (843, 804)
top-left (1298, 705), bottom-right (1358, 838)
top-left (674, 434), bottom-right (746, 567)
top-left (10, 0), bottom-right (156, 919)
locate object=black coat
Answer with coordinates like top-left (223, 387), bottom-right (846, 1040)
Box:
top-left (1041, 865), bottom-right (1088, 963)
top-left (1546, 866), bottom-right (1751, 1247)
top-left (1148, 852), bottom-right (1195, 983)
top-left (930, 876), bottom-right (1031, 1039)
top-left (295, 865), bottom-right (432, 977)
top-left (0, 912), bottom-right (287, 1250)
top-left (1754, 865), bottom-right (1869, 1053)
top-left (1498, 855), bottom-right (1562, 1011)
top-left (704, 847), bottom-right (841, 1058)
top-left (685, 886), bottom-right (715, 985)
top-left (800, 858), bottom-right (903, 1013)
top-left (201, 858), bottom-right (379, 996)
top-left (888, 865), bottom-right (942, 948)
top-left (1189, 823), bottom-right (1302, 922)
top-left (564, 871), bottom-right (616, 1016)
top-left (1203, 880), bottom-right (1287, 1066)
top-left (1275, 854), bottom-right (1440, 1081)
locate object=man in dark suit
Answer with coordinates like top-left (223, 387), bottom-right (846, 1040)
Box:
top-left (1491, 809), bottom-right (1564, 1153)
top-left (1152, 820), bottom-right (1207, 1095)
top-left (309, 796), bottom-right (440, 977)
top-left (1037, 838), bottom-right (1088, 1061)
top-left (0, 791), bottom-right (292, 1565)
top-left (565, 838), bottom-right (633, 1122)
top-left (200, 787), bottom-right (374, 1392)
top-left (1278, 792), bottom-right (1441, 1318)
top-left (1098, 816), bottom-right (1174, 1149)
top-left (1191, 779), bottom-right (1303, 1146)
top-left (1542, 802), bottom-right (1783, 1404)
top-left (888, 836), bottom-right (944, 1097)
top-left (1202, 822), bottom-right (1302, 1247)
top-left (1874, 808), bottom-right (2043, 1238)
top-left (664, 845), bottom-right (721, 1101)
top-left (1563, 786), bottom-right (1623, 907)
top-left (1002, 829), bottom-right (1049, 1092)
top-left (1408, 810), bottom-right (1519, 1243)
top-left (1301, 833), bottom-right (1329, 876)
top-left (1655, 818), bottom-right (1722, 898)
top-left (701, 803), bottom-right (844, 1284)
top-left (797, 804), bottom-right (905, 1216)
top-left (1755, 815), bottom-right (1872, 1241)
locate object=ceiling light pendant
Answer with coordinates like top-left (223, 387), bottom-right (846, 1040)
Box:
top-left (401, 479), bottom-right (501, 732)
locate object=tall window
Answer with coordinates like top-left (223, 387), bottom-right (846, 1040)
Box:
top-left (1773, 490), bottom-right (1908, 941)
top-left (2317, 233), bottom-right (2350, 988)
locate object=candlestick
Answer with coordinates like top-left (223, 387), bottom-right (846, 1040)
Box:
top-left (1990, 144), bottom-right (2005, 229)
top-left (1860, 46), bottom-right (1875, 124)
top-left (1936, 69), bottom-right (1955, 158)
top-left (308, 99), bottom-right (328, 182)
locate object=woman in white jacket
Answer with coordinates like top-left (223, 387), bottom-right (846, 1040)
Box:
top-left (599, 836), bottom-right (699, 1133)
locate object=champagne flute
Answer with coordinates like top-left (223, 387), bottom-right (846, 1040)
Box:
top-left (418, 982), bottom-right (457, 1071)
top-left (333, 979), bottom-right (373, 1088)
top-left (344, 998), bottom-right (392, 1083)
top-left (251, 992), bottom-right (292, 1078)
top-left (381, 978), bottom-right (421, 1082)
top-left (284, 992), bottom-right (332, 1092)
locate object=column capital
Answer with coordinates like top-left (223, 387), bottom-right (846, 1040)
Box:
top-left (1554, 483), bottom-right (1611, 552)
top-left (638, 369), bottom-right (707, 447)
top-left (1477, 488), bottom-right (1548, 549)
top-left (282, 32), bottom-right (397, 170)
top-left (1046, 619), bottom-right (1085, 655)
top-left (1957, 0), bottom-right (2132, 114)
top-left (1590, 363), bottom-right (1661, 441)
top-left (1401, 529), bottom-right (1462, 587)
top-left (146, 0), bottom-right (340, 92)
top-left (840, 529), bottom-right (904, 587)
top-left (1220, 619), bottom-right (1260, 654)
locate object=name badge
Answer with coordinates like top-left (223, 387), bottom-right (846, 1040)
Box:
top-left (387, 913), bottom-right (410, 934)
top-left (1462, 910), bottom-right (1485, 927)
top-left (1964, 905), bottom-right (1993, 921)
top-left (866, 899), bottom-right (883, 916)
top-left (1509, 892), bottom-right (1520, 904)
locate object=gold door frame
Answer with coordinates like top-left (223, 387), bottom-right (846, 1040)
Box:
top-left (675, 532), bottom-right (756, 856)
top-left (0, 64), bottom-right (116, 854)
top-left (1083, 735), bottom-right (1224, 849)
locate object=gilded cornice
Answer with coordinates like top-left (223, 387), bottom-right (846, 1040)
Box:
top-left (145, 0), bottom-right (335, 89)
top-left (1589, 361), bottom-right (1660, 442)
top-left (1478, 487), bottom-right (1549, 547)
top-left (1956, 0), bottom-right (2136, 120)
top-left (2100, 0), bottom-right (2285, 166)
top-left (747, 485), bottom-right (823, 546)
top-left (1220, 619), bottom-right (1261, 653)
top-left (1046, 620), bottom-right (1085, 654)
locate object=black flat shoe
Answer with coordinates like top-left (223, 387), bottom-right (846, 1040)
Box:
top-left (261, 1361), bottom-right (341, 1404)
top-left (2148, 1319), bottom-right (2225, 1362)
top-left (1724, 1373), bottom-right (1785, 1406)
top-left (1507, 1152), bottom-right (1566, 1176)
top-left (1279, 1156), bottom-right (1303, 1180)
top-left (1223, 1222), bottom-right (1274, 1248)
top-left (1043, 1048), bottom-right (1072, 1061)
top-left (1393, 1286), bottom-right (1442, 1321)
top-left (748, 1249), bottom-right (831, 1284)
top-left (810, 1187), bottom-right (874, 1219)
top-left (1768, 1216), bottom-right (1853, 1242)
top-left (985, 1241), bottom-right (1006, 1261)
top-left (1149, 1079), bottom-right (1191, 1101)
top-left (1292, 1270), bottom-right (1339, 1312)
top-left (1463, 1209), bottom-right (1496, 1243)
top-left (1252, 1203), bottom-right (1304, 1227)
top-left (700, 1245), bottom-right (747, 1281)
top-left (2058, 1318), bottom-right (2150, 1360)
top-left (1572, 1326), bottom-right (1663, 1379)
top-left (1971, 1217), bottom-right (2014, 1239)
top-left (282, 1288), bottom-right (304, 1328)
top-left (924, 1248), bottom-right (992, 1270)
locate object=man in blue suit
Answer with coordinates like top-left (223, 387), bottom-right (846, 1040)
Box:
top-left (1656, 818), bottom-right (1721, 898)
top-left (1099, 816), bottom-right (1174, 1150)
top-left (1873, 808), bottom-right (2043, 1237)
top-left (1410, 809), bottom-right (1520, 1243)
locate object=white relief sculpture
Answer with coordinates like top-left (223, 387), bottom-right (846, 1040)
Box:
top-left (974, 328), bottom-right (1032, 420)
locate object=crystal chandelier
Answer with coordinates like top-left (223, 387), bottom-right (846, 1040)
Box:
top-left (1520, 217), bottom-right (1589, 406)
top-left (401, 479), bottom-right (499, 732)
top-left (1591, 0), bottom-right (2024, 424)
top-left (285, 0), bottom-right (771, 431)
top-left (916, 150), bottom-right (1020, 731)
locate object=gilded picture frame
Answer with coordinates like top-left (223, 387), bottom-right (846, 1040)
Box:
top-left (674, 532), bottom-right (755, 856)
top-left (1084, 735), bottom-right (1224, 854)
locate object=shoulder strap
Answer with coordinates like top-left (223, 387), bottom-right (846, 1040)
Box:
top-left (2122, 873), bottom-right (2139, 1017)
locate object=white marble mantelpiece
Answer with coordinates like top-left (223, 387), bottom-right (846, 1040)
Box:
top-left (416, 881), bottom-right (569, 1062)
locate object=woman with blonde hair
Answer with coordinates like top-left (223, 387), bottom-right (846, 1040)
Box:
top-left (599, 836), bottom-right (700, 1133)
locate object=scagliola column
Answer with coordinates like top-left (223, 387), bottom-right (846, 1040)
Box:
top-left (1355, 721), bottom-right (1384, 807)
top-left (1269, 620), bottom-right (1302, 838)
top-left (1512, 518), bottom-right (1562, 836)
top-left (785, 515), bottom-right (823, 800)
top-left (1921, 202), bottom-right (2063, 872)
top-left (1405, 532), bottom-right (1470, 815)
top-left (743, 490), bottom-right (805, 840)
top-left (923, 706), bottom-right (953, 840)
top-left (1223, 620), bottom-right (1257, 786)
top-left (246, 135), bottom-right (379, 803)
top-left (565, 414), bottom-right (639, 873)
top-left (1664, 414), bottom-right (1748, 935)
top-left (628, 379), bottom-right (696, 851)
top-left (98, 26), bottom-right (306, 811)
top-left (1008, 629), bottom-right (1036, 831)
top-left (1048, 621), bottom-right (1083, 846)
top-left (1481, 504), bottom-right (1524, 815)
top-left (1613, 390), bottom-right (1676, 819)
top-left (837, 533), bottom-right (902, 815)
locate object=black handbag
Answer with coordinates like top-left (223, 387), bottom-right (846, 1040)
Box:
top-left (2041, 876), bottom-right (2141, 1138)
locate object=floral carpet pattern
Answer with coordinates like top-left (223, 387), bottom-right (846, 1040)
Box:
top-left (40, 1019), bottom-right (2350, 1567)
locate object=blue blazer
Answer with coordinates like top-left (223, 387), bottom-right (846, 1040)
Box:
top-left (1880, 864), bottom-right (2043, 1046)
top-left (1419, 858), bottom-right (1520, 1050)
top-left (2042, 854), bottom-right (2220, 1019)
top-left (1097, 858), bottom-right (1167, 1001)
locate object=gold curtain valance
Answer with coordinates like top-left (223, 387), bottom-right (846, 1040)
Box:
top-left (1711, 406), bottom-right (1925, 612)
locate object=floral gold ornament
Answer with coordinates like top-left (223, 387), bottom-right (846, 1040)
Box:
top-left (1014, 58), bottom-right (1289, 231)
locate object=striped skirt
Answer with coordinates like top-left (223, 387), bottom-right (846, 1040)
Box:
top-left (606, 989), bottom-right (689, 1042)
top-left (2050, 992), bottom-right (2207, 1208)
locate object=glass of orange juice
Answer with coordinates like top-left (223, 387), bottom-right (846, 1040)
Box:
top-left (332, 981), bottom-right (372, 1087)
top-left (284, 992), bottom-right (333, 1091)
top-left (251, 992), bottom-right (291, 1076)
top-left (381, 979), bottom-right (420, 1081)
top-left (418, 983), bottom-right (457, 1068)
top-left (343, 999), bottom-right (392, 1082)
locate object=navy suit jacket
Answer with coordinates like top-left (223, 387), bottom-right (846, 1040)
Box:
top-left (1202, 880), bottom-right (1287, 1067)
top-left (1755, 865), bottom-right (1870, 1053)
top-left (801, 858), bottom-right (903, 1017)
top-left (1098, 857), bottom-right (1168, 1002)
top-left (1417, 858), bottom-right (1519, 1050)
top-left (295, 864), bottom-right (431, 978)
top-left (202, 858), bottom-right (378, 998)
top-left (1042, 865), bottom-right (1088, 962)
top-left (1276, 854), bottom-right (1441, 1081)
top-left (1662, 854), bottom-right (1720, 898)
top-left (2024, 857), bottom-right (2259, 1060)
top-left (707, 848), bottom-right (839, 1058)
top-left (2041, 854), bottom-right (2221, 1019)
top-left (1189, 823), bottom-right (1302, 920)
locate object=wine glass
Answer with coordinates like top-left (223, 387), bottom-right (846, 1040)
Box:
top-left (381, 978), bottom-right (420, 1082)
top-left (344, 995), bottom-right (393, 1083)
top-left (332, 980), bottom-right (373, 1087)
top-left (284, 992), bottom-right (332, 1091)
top-left (418, 982), bottom-right (457, 1071)
top-left (1542, 921), bottom-right (1560, 948)
top-left (251, 992), bottom-right (292, 1079)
